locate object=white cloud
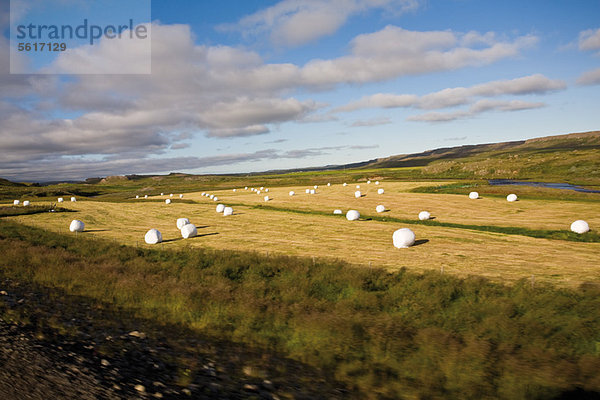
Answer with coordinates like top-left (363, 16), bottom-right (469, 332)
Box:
top-left (579, 28), bottom-right (600, 52)
top-left (218, 0), bottom-right (422, 47)
top-left (350, 116), bottom-right (392, 127)
top-left (576, 67), bottom-right (600, 86)
top-left (408, 100), bottom-right (544, 122)
top-left (337, 74), bottom-right (564, 112)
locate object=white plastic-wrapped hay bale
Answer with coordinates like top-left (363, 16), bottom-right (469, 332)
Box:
top-left (260, 187), bottom-right (264, 190)
top-left (144, 195), bottom-right (148, 199)
top-left (13, 200), bottom-right (20, 205)
top-left (314, 185), bottom-right (318, 189)
top-left (144, 229), bottom-right (162, 244)
top-left (305, 189), bottom-right (310, 194)
top-left (209, 194), bottom-right (214, 199)
top-left (310, 189), bottom-right (316, 194)
top-left (393, 228), bottom-right (415, 248)
top-left (71, 197), bottom-right (77, 202)
top-left (346, 210), bottom-right (360, 221)
top-left (179, 194), bottom-right (184, 199)
top-left (165, 199), bottom-right (171, 204)
top-left (181, 223), bottom-right (197, 239)
top-left (264, 195), bottom-right (270, 202)
top-left (333, 209), bottom-right (342, 215)
top-left (170, 194), bottom-right (173, 197)
top-left (257, 190), bottom-right (261, 195)
top-left (23, 200), bottom-right (30, 206)
top-left (177, 218), bottom-right (190, 229)
top-left (354, 190), bottom-right (362, 198)
top-left (135, 195), bottom-right (139, 199)
top-left (418, 211), bottom-right (431, 221)
top-left (571, 220), bottom-right (590, 234)
top-left (376, 205), bottom-right (385, 213)
top-left (245, 187), bottom-right (248, 190)
top-left (367, 180), bottom-right (371, 184)
top-left (223, 206), bottom-right (233, 216)
top-left (213, 197), bottom-right (219, 201)
top-left (216, 204), bottom-right (225, 213)
top-left (327, 183), bottom-right (331, 186)
top-left (58, 197), bottom-right (64, 203)
top-left (289, 191), bottom-right (295, 196)
top-left (506, 194), bottom-right (518, 202)
top-left (356, 185), bottom-right (360, 189)
top-left (160, 192), bottom-right (164, 196)
top-left (233, 189), bottom-right (237, 192)
top-left (375, 181), bottom-right (380, 185)
top-left (469, 191), bottom-right (479, 199)
top-left (201, 192), bottom-right (206, 196)
top-left (265, 188), bottom-right (269, 192)
top-left (343, 183), bottom-right (347, 187)
top-left (377, 188), bottom-right (384, 195)
top-left (69, 220), bottom-right (85, 232)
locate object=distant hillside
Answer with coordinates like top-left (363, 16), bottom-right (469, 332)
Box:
top-left (362, 130), bottom-right (600, 184)
top-left (0, 178), bottom-right (27, 187)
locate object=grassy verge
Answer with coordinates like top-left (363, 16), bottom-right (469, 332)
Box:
top-left (0, 205), bottom-right (72, 218)
top-left (1, 218), bottom-right (599, 399)
top-left (249, 204), bottom-right (600, 243)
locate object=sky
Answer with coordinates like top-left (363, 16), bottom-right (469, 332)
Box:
top-left (0, 0), bottom-right (599, 182)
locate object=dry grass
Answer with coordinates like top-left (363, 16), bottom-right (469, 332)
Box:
top-left (6, 181), bottom-right (600, 288)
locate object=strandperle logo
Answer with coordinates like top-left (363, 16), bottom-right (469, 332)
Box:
top-left (10, 0), bottom-right (151, 75)
top-left (15, 19), bottom-right (148, 46)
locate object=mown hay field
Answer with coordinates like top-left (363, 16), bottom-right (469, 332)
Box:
top-left (5, 181), bottom-right (599, 287)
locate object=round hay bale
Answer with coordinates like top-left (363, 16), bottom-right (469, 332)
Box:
top-left (13, 200), bottom-right (20, 205)
top-left (170, 194), bottom-right (173, 197)
top-left (314, 185), bottom-right (318, 189)
top-left (333, 209), bottom-right (342, 214)
top-left (507, 194), bottom-right (518, 202)
top-left (305, 189), bottom-right (310, 194)
top-left (265, 188), bottom-right (269, 192)
top-left (209, 194), bottom-right (214, 199)
top-left (135, 195), bottom-right (139, 199)
top-left (245, 187), bottom-right (248, 190)
top-left (376, 205), bottom-right (385, 213)
top-left (144, 195), bottom-right (148, 199)
top-left (377, 188), bottom-right (384, 195)
top-left (418, 211), bottom-right (431, 220)
top-left (346, 210), bottom-right (360, 221)
top-left (367, 180), bottom-right (371, 184)
top-left (260, 187), bottom-right (264, 190)
top-left (310, 189), bottom-right (316, 194)
top-left (69, 220), bottom-right (85, 232)
top-left (177, 218), bottom-right (190, 229)
top-left (571, 220), bottom-right (590, 234)
top-left (393, 228), bottom-right (415, 248)
top-left (223, 206), bottom-right (233, 216)
top-left (144, 229), bottom-right (162, 244)
top-left (201, 192), bottom-right (206, 196)
top-left (289, 191), bottom-right (295, 196)
top-left (216, 204), bottom-right (225, 213)
top-left (181, 224), bottom-right (197, 239)
top-left (257, 190), bottom-right (261, 195)
top-left (375, 181), bottom-right (380, 185)
top-left (160, 193), bottom-right (164, 196)
top-left (23, 200), bottom-right (30, 206)
top-left (356, 185), bottom-right (360, 189)
top-left (264, 195), bottom-right (270, 202)
top-left (327, 183), bottom-right (331, 186)
top-left (71, 197), bottom-right (77, 202)
top-left (58, 197), bottom-right (64, 203)
top-left (354, 190), bottom-right (362, 198)
top-left (213, 197), bottom-right (219, 201)
top-left (233, 189), bottom-right (236, 192)
top-left (469, 191), bottom-right (479, 199)
top-left (179, 194), bottom-right (184, 199)
top-left (343, 183), bottom-right (347, 187)
top-left (165, 199), bottom-right (171, 204)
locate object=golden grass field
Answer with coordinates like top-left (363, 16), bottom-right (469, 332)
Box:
top-left (5, 181), bottom-right (600, 288)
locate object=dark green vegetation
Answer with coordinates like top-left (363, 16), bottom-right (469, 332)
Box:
top-left (1, 130), bottom-right (599, 202)
top-left (0, 205), bottom-right (72, 218)
top-left (248, 204), bottom-right (600, 243)
top-left (1, 217), bottom-right (599, 399)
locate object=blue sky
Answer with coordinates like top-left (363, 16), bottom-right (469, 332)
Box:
top-left (1, 0), bottom-right (599, 181)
